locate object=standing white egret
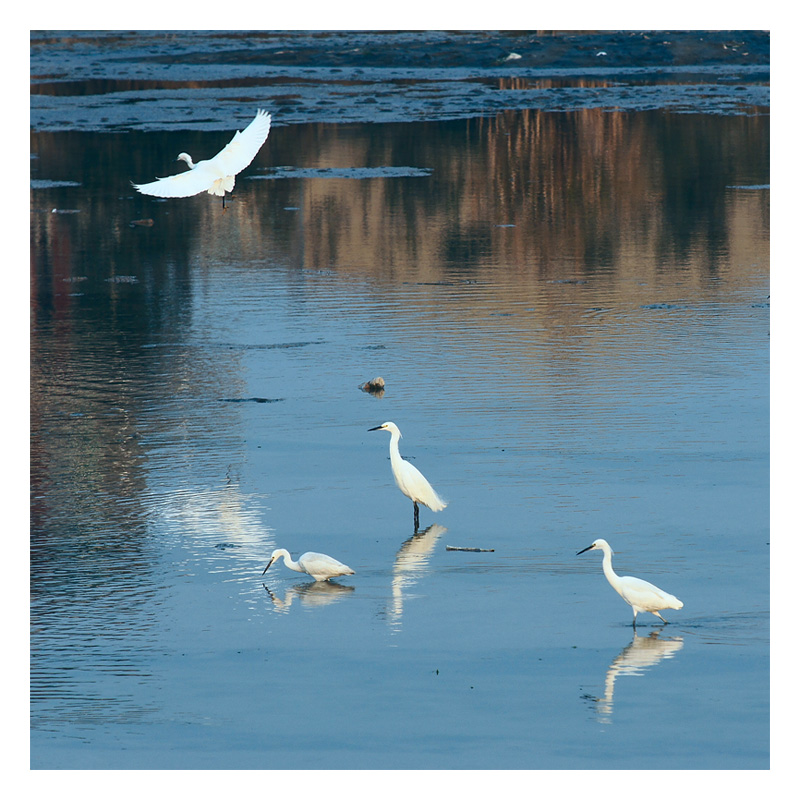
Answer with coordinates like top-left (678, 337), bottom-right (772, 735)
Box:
top-left (368, 421), bottom-right (447, 530)
top-left (262, 549), bottom-right (355, 582)
top-left (133, 109), bottom-right (272, 208)
top-left (576, 539), bottom-right (684, 626)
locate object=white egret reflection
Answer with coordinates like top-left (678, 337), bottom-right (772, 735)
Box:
top-left (388, 524), bottom-right (447, 631)
top-left (585, 631), bottom-right (684, 722)
top-left (263, 580), bottom-right (355, 612)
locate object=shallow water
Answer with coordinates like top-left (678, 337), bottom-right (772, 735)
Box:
top-left (30, 32), bottom-right (769, 770)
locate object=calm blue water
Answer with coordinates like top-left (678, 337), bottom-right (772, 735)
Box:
top-left (30, 31), bottom-right (769, 771)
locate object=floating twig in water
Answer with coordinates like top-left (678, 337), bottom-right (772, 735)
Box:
top-left (446, 546), bottom-right (495, 552)
top-left (219, 397), bottom-right (284, 403)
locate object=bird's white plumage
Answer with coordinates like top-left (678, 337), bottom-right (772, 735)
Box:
top-left (133, 109), bottom-right (272, 200)
top-left (262, 548), bottom-right (355, 582)
top-left (369, 422), bottom-right (447, 524)
top-left (577, 538), bottom-right (683, 625)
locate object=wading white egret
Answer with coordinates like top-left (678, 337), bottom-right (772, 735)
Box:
top-left (576, 539), bottom-right (684, 626)
top-left (262, 549), bottom-right (355, 582)
top-left (133, 109), bottom-right (272, 208)
top-left (368, 421), bottom-right (447, 530)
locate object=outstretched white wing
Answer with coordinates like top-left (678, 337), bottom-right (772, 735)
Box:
top-left (133, 167), bottom-right (220, 198)
top-left (133, 109), bottom-right (272, 198)
top-left (210, 108), bottom-right (272, 177)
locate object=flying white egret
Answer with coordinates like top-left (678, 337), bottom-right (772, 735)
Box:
top-left (576, 538), bottom-right (684, 626)
top-left (133, 109), bottom-right (272, 208)
top-left (368, 421), bottom-right (447, 530)
top-left (262, 549), bottom-right (355, 582)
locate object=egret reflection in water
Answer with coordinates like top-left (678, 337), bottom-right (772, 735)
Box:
top-left (388, 524), bottom-right (447, 631)
top-left (584, 631), bottom-right (684, 722)
top-left (263, 580), bottom-right (355, 612)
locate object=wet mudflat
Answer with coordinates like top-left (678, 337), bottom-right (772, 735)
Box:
top-left (30, 31), bottom-right (769, 770)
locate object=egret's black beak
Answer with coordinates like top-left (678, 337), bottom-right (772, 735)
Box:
top-left (262, 559), bottom-right (274, 576)
top-left (576, 545), bottom-right (593, 556)
top-left (368, 425), bottom-right (383, 431)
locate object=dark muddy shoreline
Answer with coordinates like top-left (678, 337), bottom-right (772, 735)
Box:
top-left (30, 30), bottom-right (769, 132)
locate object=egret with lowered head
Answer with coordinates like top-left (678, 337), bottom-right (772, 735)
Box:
top-left (576, 538), bottom-right (683, 626)
top-left (263, 549), bottom-right (355, 582)
top-left (133, 109), bottom-right (272, 208)
top-left (369, 421), bottom-right (447, 530)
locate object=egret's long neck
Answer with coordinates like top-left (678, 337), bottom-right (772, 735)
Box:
top-left (280, 552), bottom-right (303, 573)
top-left (601, 548), bottom-right (621, 590)
top-left (388, 430), bottom-right (403, 466)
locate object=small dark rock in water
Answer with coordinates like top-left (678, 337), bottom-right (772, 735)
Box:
top-left (359, 376), bottom-right (385, 396)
